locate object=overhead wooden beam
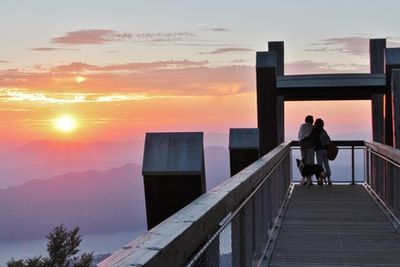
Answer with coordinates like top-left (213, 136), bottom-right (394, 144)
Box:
top-left (276, 74), bottom-right (386, 100)
top-left (277, 73), bottom-right (386, 88)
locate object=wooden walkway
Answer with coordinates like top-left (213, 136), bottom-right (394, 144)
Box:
top-left (268, 185), bottom-right (400, 266)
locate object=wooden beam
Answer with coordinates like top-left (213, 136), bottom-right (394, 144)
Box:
top-left (277, 74), bottom-right (386, 100)
top-left (256, 51), bottom-right (278, 156)
top-left (277, 73), bottom-right (386, 88)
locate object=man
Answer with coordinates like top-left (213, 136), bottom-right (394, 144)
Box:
top-left (298, 115), bottom-right (315, 185)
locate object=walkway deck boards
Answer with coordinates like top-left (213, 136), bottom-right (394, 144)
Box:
top-left (269, 185), bottom-right (400, 266)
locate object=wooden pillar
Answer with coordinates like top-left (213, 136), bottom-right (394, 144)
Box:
top-left (229, 128), bottom-right (259, 176)
top-left (392, 69), bottom-right (400, 215)
top-left (256, 51), bottom-right (278, 156)
top-left (142, 132), bottom-right (206, 230)
top-left (384, 48), bottom-right (400, 146)
top-left (370, 39), bottom-right (386, 143)
top-left (370, 39), bottom-right (386, 199)
top-left (268, 41), bottom-right (285, 144)
top-left (384, 48), bottom-right (400, 207)
top-left (393, 69), bottom-right (400, 149)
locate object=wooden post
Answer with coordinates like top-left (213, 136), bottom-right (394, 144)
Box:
top-left (256, 51), bottom-right (278, 156)
top-left (384, 48), bottom-right (400, 146)
top-left (392, 69), bottom-right (400, 214)
top-left (392, 69), bottom-right (400, 149)
top-left (385, 49), bottom-right (400, 205)
top-left (369, 39), bottom-right (384, 194)
top-left (268, 42), bottom-right (285, 144)
top-left (229, 128), bottom-right (259, 176)
top-left (142, 132), bottom-right (206, 229)
top-left (370, 39), bottom-right (386, 143)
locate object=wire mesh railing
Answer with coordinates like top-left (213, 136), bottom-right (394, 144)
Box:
top-left (186, 151), bottom-right (291, 267)
top-left (364, 141), bottom-right (400, 218)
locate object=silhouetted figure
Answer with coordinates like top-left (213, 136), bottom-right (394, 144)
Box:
top-left (311, 118), bottom-right (332, 185)
top-left (298, 115), bottom-right (315, 185)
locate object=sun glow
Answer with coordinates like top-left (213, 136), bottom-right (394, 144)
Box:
top-left (74, 76), bottom-right (86, 83)
top-left (54, 115), bottom-right (77, 132)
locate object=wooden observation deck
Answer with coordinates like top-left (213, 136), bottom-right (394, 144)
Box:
top-left (100, 38), bottom-right (400, 266)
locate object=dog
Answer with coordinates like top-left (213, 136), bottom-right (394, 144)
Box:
top-left (296, 159), bottom-right (328, 185)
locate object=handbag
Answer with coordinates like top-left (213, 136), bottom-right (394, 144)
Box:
top-left (327, 143), bottom-right (338, 160)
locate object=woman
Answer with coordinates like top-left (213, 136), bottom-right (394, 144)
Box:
top-left (312, 118), bottom-right (332, 185)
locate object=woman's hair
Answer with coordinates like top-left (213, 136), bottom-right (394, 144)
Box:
top-left (315, 118), bottom-right (324, 128)
top-left (305, 115), bottom-right (313, 123)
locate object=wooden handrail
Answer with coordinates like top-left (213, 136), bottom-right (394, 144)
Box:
top-left (364, 140), bottom-right (400, 166)
top-left (99, 142), bottom-right (292, 267)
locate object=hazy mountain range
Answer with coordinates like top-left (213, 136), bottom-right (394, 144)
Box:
top-left (0, 140), bottom-right (144, 189)
top-left (0, 163), bottom-right (146, 241)
top-left (0, 139), bottom-right (230, 242)
top-left (0, 136), bottom-right (362, 244)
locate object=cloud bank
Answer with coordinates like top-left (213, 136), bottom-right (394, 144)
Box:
top-left (51, 29), bottom-right (197, 45)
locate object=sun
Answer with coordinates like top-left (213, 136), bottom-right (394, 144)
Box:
top-left (74, 76), bottom-right (86, 83)
top-left (54, 115), bottom-right (77, 132)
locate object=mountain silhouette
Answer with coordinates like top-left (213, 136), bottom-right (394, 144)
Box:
top-left (0, 163), bottom-right (146, 241)
top-left (0, 140), bottom-right (144, 188)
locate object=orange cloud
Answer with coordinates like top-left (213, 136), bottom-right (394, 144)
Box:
top-left (0, 59), bottom-right (370, 101)
top-left (0, 62), bottom-right (255, 96)
top-left (51, 60), bottom-right (209, 73)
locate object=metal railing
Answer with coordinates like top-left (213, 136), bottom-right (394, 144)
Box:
top-left (100, 140), bottom-right (393, 267)
top-left (187, 144), bottom-right (291, 267)
top-left (99, 142), bottom-right (292, 267)
top-left (364, 141), bottom-right (400, 217)
top-left (291, 140), bottom-right (365, 184)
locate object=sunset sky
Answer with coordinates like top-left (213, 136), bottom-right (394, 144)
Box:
top-left (1, 0), bottom-right (400, 147)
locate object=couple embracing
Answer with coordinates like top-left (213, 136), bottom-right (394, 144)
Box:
top-left (298, 115), bottom-right (332, 186)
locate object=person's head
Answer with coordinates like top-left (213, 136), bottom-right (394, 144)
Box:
top-left (305, 115), bottom-right (314, 124)
top-left (315, 118), bottom-right (324, 128)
